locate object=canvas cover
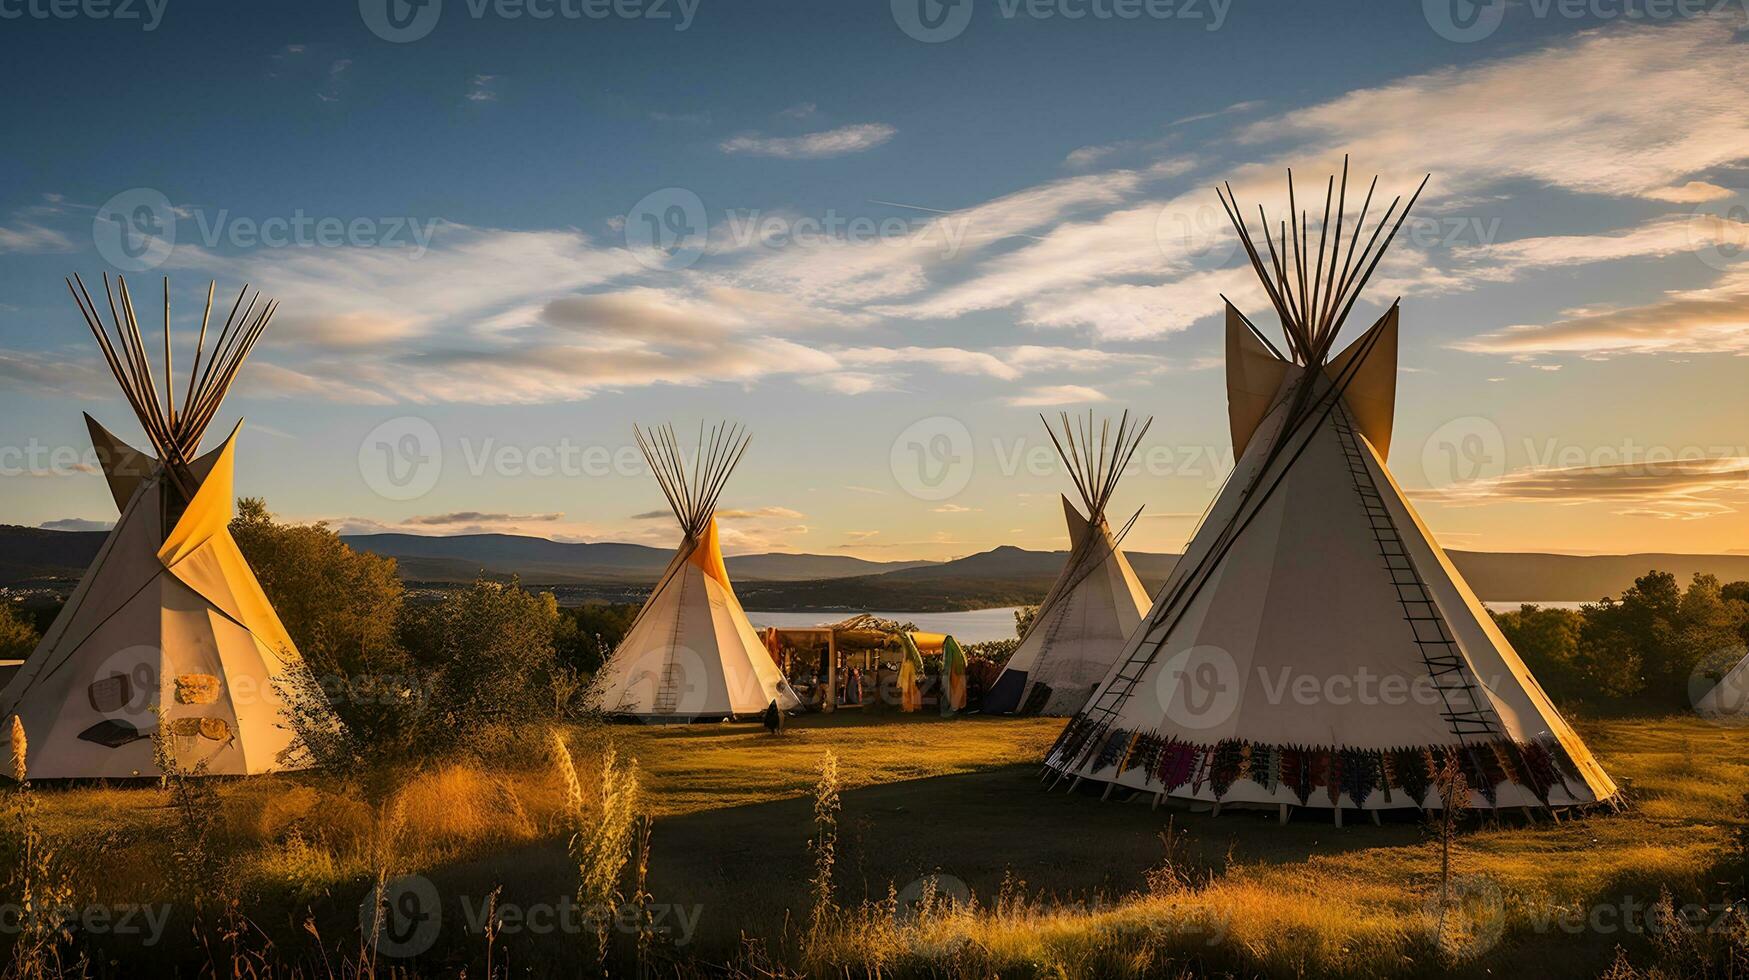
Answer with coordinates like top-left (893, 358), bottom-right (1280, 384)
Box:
top-left (985, 495), bottom-right (1150, 716)
top-left (1, 419), bottom-right (320, 778)
top-left (590, 517), bottom-right (800, 719)
top-left (1045, 312), bottom-right (1618, 811)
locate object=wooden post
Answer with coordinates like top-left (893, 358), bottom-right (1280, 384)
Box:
top-left (823, 631), bottom-right (837, 714)
top-left (1333, 807), bottom-right (1343, 828)
top-left (1369, 809), bottom-right (1381, 826)
top-left (1278, 804), bottom-right (1290, 826)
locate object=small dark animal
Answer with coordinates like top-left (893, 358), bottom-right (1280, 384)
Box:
top-left (762, 699), bottom-right (783, 735)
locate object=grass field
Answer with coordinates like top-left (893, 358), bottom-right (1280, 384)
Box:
top-left (8, 710), bottom-right (1748, 977)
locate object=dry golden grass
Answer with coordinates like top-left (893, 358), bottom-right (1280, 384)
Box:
top-left (7, 711), bottom-right (1746, 977)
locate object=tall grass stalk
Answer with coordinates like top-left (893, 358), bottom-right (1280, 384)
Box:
top-left (808, 749), bottom-right (841, 939)
top-left (553, 729), bottom-right (641, 974)
top-left (3, 718), bottom-right (80, 980)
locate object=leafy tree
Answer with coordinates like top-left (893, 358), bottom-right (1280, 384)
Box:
top-left (0, 602), bottom-right (38, 658)
top-left (412, 578), bottom-right (562, 748)
top-left (230, 498), bottom-right (417, 753)
top-left (1494, 604), bottom-right (1586, 699)
top-left (558, 602), bottom-right (640, 675)
top-left (1013, 605), bottom-right (1038, 638)
top-left (230, 497), bottom-right (405, 680)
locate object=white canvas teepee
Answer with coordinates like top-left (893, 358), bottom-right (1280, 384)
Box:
top-left (589, 423), bottom-right (800, 720)
top-left (1, 276), bottom-right (327, 779)
top-left (985, 411), bottom-right (1152, 716)
top-left (1045, 165), bottom-right (1618, 815)
top-left (1695, 651), bottom-right (1749, 720)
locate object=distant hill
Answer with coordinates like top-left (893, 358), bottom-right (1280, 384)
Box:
top-left (6, 524), bottom-right (1749, 611)
top-left (338, 532), bottom-right (934, 583)
top-left (1445, 551), bottom-right (1749, 603)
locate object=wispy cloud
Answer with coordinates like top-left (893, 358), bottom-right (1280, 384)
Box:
top-left (402, 511), bottom-right (562, 526)
top-left (1418, 457), bottom-right (1749, 520)
top-left (719, 123), bottom-right (896, 159)
top-left (1006, 384), bottom-right (1108, 407)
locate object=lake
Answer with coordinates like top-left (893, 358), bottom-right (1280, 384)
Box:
top-left (749, 607), bottom-right (1026, 644)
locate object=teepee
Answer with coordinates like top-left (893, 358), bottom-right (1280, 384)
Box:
top-left (1, 275), bottom-right (328, 779)
top-left (985, 411), bottom-right (1152, 716)
top-left (1045, 164), bottom-right (1618, 816)
top-left (1695, 651), bottom-right (1749, 719)
top-left (589, 423), bottom-right (800, 720)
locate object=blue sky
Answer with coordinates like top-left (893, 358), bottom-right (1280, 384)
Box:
top-left (2, 1), bottom-right (1747, 559)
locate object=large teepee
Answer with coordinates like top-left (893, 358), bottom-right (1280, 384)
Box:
top-left (1, 275), bottom-right (328, 779)
top-left (1045, 165), bottom-right (1618, 815)
top-left (589, 423), bottom-right (800, 720)
top-left (984, 411), bottom-right (1152, 716)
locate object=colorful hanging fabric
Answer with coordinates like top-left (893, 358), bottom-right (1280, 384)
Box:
top-left (1391, 747), bottom-right (1430, 807)
top-left (1091, 728), bottom-right (1130, 773)
top-left (1518, 740), bottom-right (1561, 804)
top-left (1157, 740), bottom-right (1196, 791)
top-left (1210, 739), bottom-right (1245, 800)
top-left (1281, 746), bottom-right (1312, 805)
top-left (940, 635), bottom-right (968, 715)
top-left (1323, 749), bottom-right (1343, 807)
top-left (1461, 746), bottom-right (1497, 806)
top-left (898, 632), bottom-right (925, 713)
top-left (1489, 740), bottom-right (1521, 790)
top-left (1377, 750), bottom-right (1395, 805)
top-left (1252, 744), bottom-right (1281, 795)
top-left (1125, 733), bottom-right (1163, 780)
top-left (1340, 748), bottom-right (1376, 808)
top-left (1189, 744), bottom-right (1213, 796)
